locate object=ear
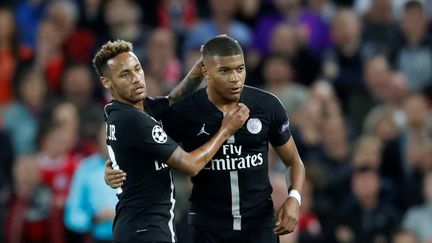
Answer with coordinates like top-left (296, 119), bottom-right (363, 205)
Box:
top-left (100, 76), bottom-right (111, 90)
top-left (201, 65), bottom-right (210, 80)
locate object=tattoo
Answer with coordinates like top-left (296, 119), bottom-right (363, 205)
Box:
top-left (168, 75), bottom-right (203, 105)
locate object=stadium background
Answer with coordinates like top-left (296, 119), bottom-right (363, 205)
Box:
top-left (0, 0), bottom-right (431, 242)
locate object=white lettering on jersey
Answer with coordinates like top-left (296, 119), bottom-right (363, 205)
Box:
top-left (106, 144), bottom-right (123, 194)
top-left (107, 124), bottom-right (117, 140)
top-left (155, 160), bottom-right (168, 171)
top-left (204, 144), bottom-right (264, 171)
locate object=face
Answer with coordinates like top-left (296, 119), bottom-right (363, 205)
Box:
top-left (263, 57), bottom-right (292, 86)
top-left (352, 171), bottom-right (380, 201)
top-left (63, 65), bottom-right (93, 102)
top-left (332, 10), bottom-right (361, 45)
top-left (204, 54), bottom-right (246, 102)
top-left (101, 51), bottom-right (146, 108)
top-left (0, 8), bottom-right (15, 40)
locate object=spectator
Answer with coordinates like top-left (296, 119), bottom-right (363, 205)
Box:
top-left (402, 170), bottom-right (432, 242)
top-left (5, 155), bottom-right (53, 243)
top-left (100, 0), bottom-right (147, 60)
top-left (261, 54), bottom-right (309, 117)
top-left (65, 123), bottom-right (117, 243)
top-left (334, 167), bottom-right (400, 243)
top-left (0, 6), bottom-right (27, 108)
top-left (321, 8), bottom-right (369, 131)
top-left (252, 0), bottom-right (331, 55)
top-left (392, 229), bottom-right (419, 243)
top-left (60, 64), bottom-right (104, 155)
top-left (36, 102), bottom-right (82, 243)
top-left (3, 66), bottom-right (47, 156)
top-left (183, 0), bottom-right (252, 56)
top-left (360, 0), bottom-right (400, 55)
top-left (145, 28), bottom-right (182, 92)
top-left (396, 0), bottom-right (432, 93)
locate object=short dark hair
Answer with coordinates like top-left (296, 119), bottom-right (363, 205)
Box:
top-left (202, 36), bottom-right (243, 59)
top-left (92, 39), bottom-right (133, 77)
top-left (404, 0), bottom-right (423, 11)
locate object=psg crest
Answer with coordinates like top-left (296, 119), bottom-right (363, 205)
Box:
top-left (152, 125), bottom-right (168, 143)
top-left (246, 118), bottom-right (262, 134)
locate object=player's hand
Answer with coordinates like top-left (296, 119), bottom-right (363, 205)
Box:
top-left (222, 103), bottom-right (249, 134)
top-left (104, 159), bottom-right (126, 189)
top-left (274, 197), bottom-right (299, 235)
top-left (189, 45), bottom-right (204, 78)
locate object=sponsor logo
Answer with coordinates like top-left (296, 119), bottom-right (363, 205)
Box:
top-left (204, 144), bottom-right (264, 171)
top-left (197, 123), bottom-right (210, 136)
top-left (155, 160), bottom-right (168, 171)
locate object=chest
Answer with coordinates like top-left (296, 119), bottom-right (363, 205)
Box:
top-left (178, 110), bottom-right (271, 151)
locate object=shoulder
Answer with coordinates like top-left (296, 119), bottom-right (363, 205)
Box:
top-left (170, 88), bottom-right (204, 112)
top-left (105, 103), bottom-right (148, 124)
top-left (243, 86), bottom-right (285, 108)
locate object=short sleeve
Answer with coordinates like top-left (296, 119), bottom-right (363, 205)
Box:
top-left (118, 112), bottom-right (179, 163)
top-left (268, 97), bottom-right (291, 147)
top-left (160, 105), bottom-right (185, 143)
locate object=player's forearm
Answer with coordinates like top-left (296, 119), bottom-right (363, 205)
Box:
top-left (167, 62), bottom-right (203, 105)
top-left (187, 127), bottom-right (232, 174)
top-left (288, 158), bottom-right (305, 193)
top-left (168, 128), bottom-right (231, 176)
top-left (275, 138), bottom-right (305, 192)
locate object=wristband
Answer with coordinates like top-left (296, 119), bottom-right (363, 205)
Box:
top-left (288, 189), bottom-right (301, 206)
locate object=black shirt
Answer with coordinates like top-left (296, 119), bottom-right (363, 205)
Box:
top-left (104, 99), bottom-right (178, 242)
top-left (162, 86), bottom-right (291, 230)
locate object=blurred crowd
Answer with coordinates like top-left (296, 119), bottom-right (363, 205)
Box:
top-left (0, 0), bottom-right (432, 242)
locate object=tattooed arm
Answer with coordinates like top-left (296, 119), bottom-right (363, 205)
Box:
top-left (167, 54), bottom-right (204, 105)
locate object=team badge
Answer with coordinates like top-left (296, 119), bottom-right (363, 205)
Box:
top-left (152, 125), bottom-right (167, 143)
top-left (246, 118), bottom-right (262, 134)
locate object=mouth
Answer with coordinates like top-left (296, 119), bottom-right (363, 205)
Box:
top-left (134, 85), bottom-right (146, 95)
top-left (229, 86), bottom-right (242, 94)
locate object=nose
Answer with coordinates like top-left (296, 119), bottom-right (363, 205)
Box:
top-left (229, 71), bottom-right (239, 83)
top-left (132, 71), bottom-right (141, 84)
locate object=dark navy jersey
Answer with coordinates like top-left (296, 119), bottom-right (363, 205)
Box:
top-left (162, 86), bottom-right (292, 230)
top-left (104, 99), bottom-right (178, 242)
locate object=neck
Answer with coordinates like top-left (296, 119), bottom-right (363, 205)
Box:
top-left (0, 40), bottom-right (11, 51)
top-left (339, 39), bottom-right (360, 56)
top-left (407, 32), bottom-right (425, 46)
top-left (206, 87), bottom-right (238, 113)
top-left (115, 97), bottom-right (144, 110)
top-left (360, 196), bottom-right (378, 211)
top-left (133, 101), bottom-right (144, 110)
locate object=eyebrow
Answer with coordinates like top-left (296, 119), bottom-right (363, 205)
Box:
top-left (218, 64), bottom-right (245, 69)
top-left (118, 63), bottom-right (141, 73)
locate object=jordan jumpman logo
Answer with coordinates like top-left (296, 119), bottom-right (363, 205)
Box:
top-left (197, 123), bottom-right (210, 136)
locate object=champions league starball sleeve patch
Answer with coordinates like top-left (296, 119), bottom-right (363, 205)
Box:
top-left (152, 125), bottom-right (168, 143)
top-left (280, 119), bottom-right (290, 133)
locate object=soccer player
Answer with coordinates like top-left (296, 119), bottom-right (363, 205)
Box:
top-left (93, 39), bottom-right (249, 243)
top-left (105, 36), bottom-right (306, 242)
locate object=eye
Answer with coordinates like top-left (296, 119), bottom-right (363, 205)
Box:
top-left (135, 66), bottom-right (142, 72)
top-left (238, 67), bottom-right (245, 72)
top-left (120, 73), bottom-right (128, 78)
